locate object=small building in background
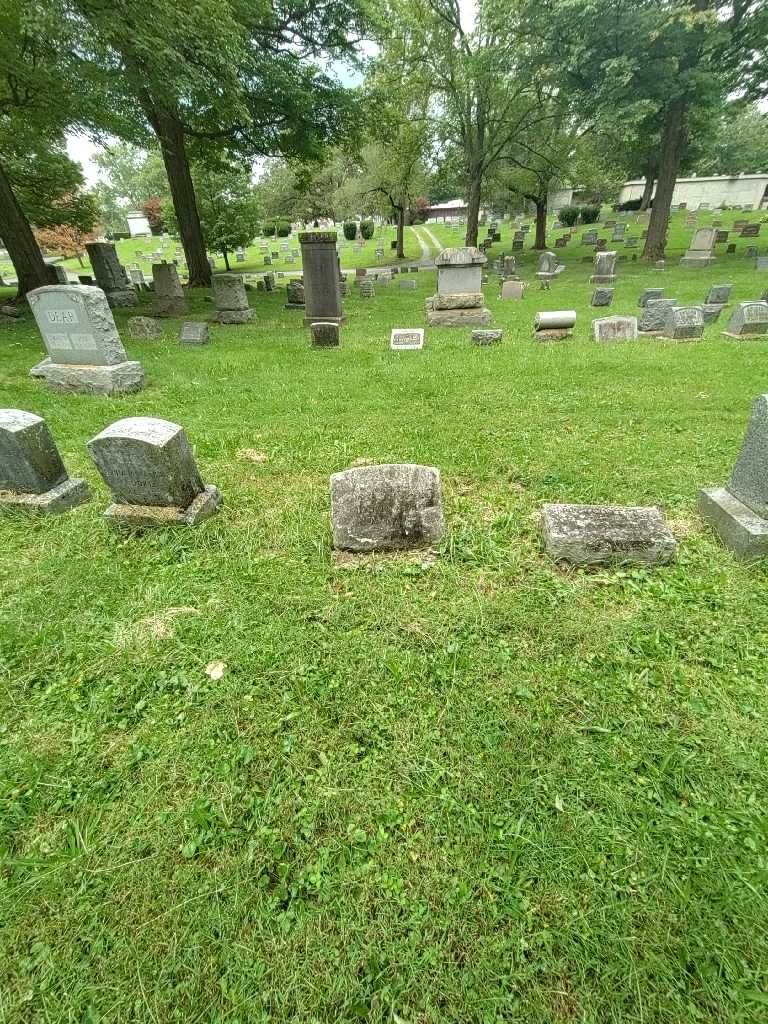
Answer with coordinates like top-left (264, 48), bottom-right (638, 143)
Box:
top-left (426, 199), bottom-right (469, 222)
top-left (126, 211), bottom-right (152, 237)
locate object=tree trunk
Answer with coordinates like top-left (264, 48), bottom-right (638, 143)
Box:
top-left (151, 107), bottom-right (211, 287)
top-left (639, 169), bottom-right (655, 211)
top-left (396, 206), bottom-right (405, 258)
top-left (643, 101), bottom-right (687, 260)
top-left (465, 173), bottom-right (482, 247)
top-left (534, 198), bottom-right (547, 249)
top-left (0, 158), bottom-right (55, 300)
top-left (222, 248), bottom-right (230, 271)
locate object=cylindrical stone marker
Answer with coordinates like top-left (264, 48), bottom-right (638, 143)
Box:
top-left (534, 310), bottom-right (577, 331)
top-left (299, 232), bottom-right (345, 326)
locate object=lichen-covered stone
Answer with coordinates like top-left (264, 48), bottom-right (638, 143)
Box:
top-left (471, 329), bottom-right (503, 345)
top-left (127, 316), bottom-right (163, 340)
top-left (42, 361), bottom-right (145, 395)
top-left (541, 503), bottom-right (677, 566)
top-left (330, 463), bottom-right (445, 551)
top-left (152, 263), bottom-right (188, 317)
top-left (433, 292), bottom-right (484, 310)
top-left (426, 307), bottom-right (492, 327)
top-left (0, 409), bottom-right (90, 514)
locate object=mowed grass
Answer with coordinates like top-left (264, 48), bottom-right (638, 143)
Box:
top-left (1, 211), bottom-right (768, 1022)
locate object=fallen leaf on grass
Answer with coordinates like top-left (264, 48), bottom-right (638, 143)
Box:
top-left (237, 449), bottom-right (269, 463)
top-left (205, 659), bottom-right (227, 680)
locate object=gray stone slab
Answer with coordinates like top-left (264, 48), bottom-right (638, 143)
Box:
top-left (103, 484), bottom-right (221, 530)
top-left (659, 305), bottom-right (705, 341)
top-left (311, 321), bottom-right (340, 347)
top-left (471, 329), bottom-right (503, 345)
top-left (180, 322), bottom-right (210, 345)
top-left (592, 316), bottom-right (638, 342)
top-left (591, 288), bottom-right (614, 307)
top-left (212, 273), bottom-right (248, 312)
top-left (0, 409), bottom-right (67, 493)
top-left (726, 394), bottom-right (768, 517)
top-left (87, 416), bottom-right (205, 507)
top-left (152, 263), bottom-right (188, 317)
top-left (390, 329), bottom-right (424, 350)
top-left (399, 280), bottom-right (417, 291)
top-left (426, 307), bottom-right (492, 327)
top-left (85, 242), bottom-right (137, 307)
top-left (330, 463), bottom-right (445, 551)
top-left (698, 487), bottom-right (768, 559)
top-left (434, 292), bottom-right (484, 309)
top-left (638, 288), bottom-right (664, 307)
top-left (638, 299), bottom-right (678, 333)
top-left (27, 285), bottom-right (129, 365)
top-left (702, 304), bottom-right (724, 325)
top-left (723, 301), bottom-right (768, 338)
top-left (40, 361), bottom-right (144, 395)
top-left (127, 316), bottom-right (163, 340)
top-left (0, 475), bottom-right (90, 515)
top-left (217, 308), bottom-right (255, 324)
top-left (706, 284), bottom-right (732, 305)
top-left (541, 503), bottom-right (677, 566)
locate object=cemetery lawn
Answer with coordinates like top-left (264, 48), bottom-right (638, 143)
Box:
top-left (2, 212), bottom-right (768, 1022)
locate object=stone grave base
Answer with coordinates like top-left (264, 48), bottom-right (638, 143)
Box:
top-left (217, 308), bottom-right (255, 325)
top-left (37, 360), bottom-right (145, 395)
top-left (679, 256), bottom-right (716, 268)
top-left (722, 329), bottom-right (768, 340)
top-left (303, 315), bottom-right (345, 327)
top-left (426, 307), bottom-right (491, 327)
top-left (589, 275), bottom-right (616, 284)
top-left (541, 502), bottom-right (677, 566)
top-left (656, 332), bottom-right (704, 343)
top-left (534, 329), bottom-right (572, 342)
top-left (106, 290), bottom-right (139, 309)
top-left (433, 292), bottom-right (484, 310)
top-left (698, 487), bottom-right (768, 560)
top-left (104, 484), bottom-right (222, 530)
top-left (471, 330), bottom-right (502, 345)
top-left (0, 477), bottom-right (90, 515)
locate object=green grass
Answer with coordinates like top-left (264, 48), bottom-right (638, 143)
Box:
top-left (1, 210), bottom-right (768, 1022)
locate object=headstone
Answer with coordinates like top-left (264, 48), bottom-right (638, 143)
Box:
top-left (502, 256), bottom-right (517, 277)
top-left (705, 283), bottom-right (732, 305)
top-left (52, 265), bottom-right (69, 284)
top-left (180, 322), bottom-right (210, 346)
top-left (660, 305), bottom-right (705, 341)
top-left (85, 242), bottom-right (137, 308)
top-left (723, 301), bottom-right (768, 339)
top-left (726, 243), bottom-right (737, 254)
top-left (715, 230), bottom-right (729, 243)
top-left (359, 279), bottom-right (375, 298)
top-left (152, 263), bottom-right (188, 317)
top-left (285, 279), bottom-right (305, 309)
top-left (625, 237), bottom-right (639, 247)
top-left (427, 248), bottom-right (491, 326)
top-left (501, 280), bottom-right (524, 300)
top-left (541, 503), bottom-right (677, 566)
top-left (512, 238), bottom-right (524, 251)
top-left (581, 230), bottom-right (598, 245)
top-left (592, 315), bottom-right (638, 342)
top-left (299, 232), bottom-right (344, 326)
top-left (0, 409), bottom-right (90, 513)
top-left (536, 250), bottom-right (557, 288)
top-left (310, 321), bottom-right (340, 347)
top-left (471, 329), bottom-right (502, 345)
top-left (235, 249), bottom-right (246, 263)
top-left (699, 394), bottom-right (768, 558)
top-left (87, 417), bottom-right (221, 529)
top-left (701, 304), bottom-right (724, 325)
top-left (390, 328), bottom-right (424, 350)
top-left (27, 285), bottom-right (144, 395)
top-left (212, 273), bottom-right (254, 324)
top-left (680, 227), bottom-right (716, 268)
top-left (534, 310), bottom-right (576, 341)
top-left (399, 280), bottom-right (416, 291)
top-left (745, 246), bottom-right (759, 259)
top-left (127, 316), bottom-right (163, 340)
top-left (638, 298), bottom-right (678, 333)
top-left (591, 288), bottom-right (614, 307)
top-left (611, 224), bottom-right (626, 241)
top-left (129, 267), bottom-right (147, 287)
top-left (590, 250), bottom-right (617, 284)
top-left (741, 223), bottom-right (760, 238)
top-left (330, 464), bottom-right (445, 552)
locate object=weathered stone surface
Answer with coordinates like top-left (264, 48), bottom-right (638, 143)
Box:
top-left (706, 283), bottom-right (732, 305)
top-left (103, 484), bottom-right (221, 530)
top-left (726, 394), bottom-right (768, 518)
top-left (541, 503), bottom-right (677, 566)
top-left (591, 288), bottom-right (614, 307)
top-left (638, 299), bottom-right (678, 333)
top-left (180, 322), bottom-right (210, 345)
top-left (87, 416), bottom-right (211, 512)
top-left (434, 292), bottom-right (484, 309)
top-left (399, 280), bottom-right (417, 291)
top-left (85, 242), bottom-right (137, 308)
top-left (390, 328), bottom-right (424, 350)
top-left (40, 361), bottom-right (145, 395)
top-left (330, 463), bottom-right (445, 551)
top-left (501, 281), bottom-right (524, 300)
top-left (359, 280), bottom-right (375, 298)
top-left (300, 232), bottom-right (344, 325)
top-left (0, 409), bottom-right (89, 513)
top-left (660, 305), bottom-right (705, 341)
top-left (127, 316), bottom-right (163, 340)
top-left (0, 475), bottom-right (90, 514)
top-left (638, 288), bottom-right (664, 307)
top-left (589, 250), bottom-right (617, 283)
top-left (217, 308), bottom-right (255, 324)
top-left (680, 227), bottom-right (716, 267)
top-left (471, 329), bottom-right (503, 345)
top-left (723, 301), bottom-right (768, 338)
top-left (592, 315), bottom-right (638, 342)
top-left (435, 247), bottom-right (486, 295)
top-left (285, 280), bottom-right (305, 308)
top-left (311, 321), bottom-right (340, 347)
top-left (212, 273), bottom-right (248, 312)
top-left (702, 304), bottom-right (724, 324)
top-left (426, 307), bottom-right (492, 327)
top-left (698, 487), bottom-right (768, 559)
top-left (152, 263), bottom-right (188, 317)
top-left (28, 285), bottom-right (129, 365)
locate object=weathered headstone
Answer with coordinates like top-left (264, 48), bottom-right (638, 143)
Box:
top-left (715, 230), bottom-right (729, 243)
top-left (699, 394), bottom-right (768, 558)
top-left (638, 298), bottom-right (678, 333)
top-left (471, 329), bottom-right (503, 345)
top-left (581, 230), bottom-right (598, 245)
top-left (541, 503), bottom-right (677, 566)
top-left (723, 301), bottom-right (768, 338)
top-left (127, 316), bottom-right (163, 340)
top-left (501, 280), bottom-right (524, 300)
top-left (152, 263), bottom-right (188, 317)
top-left (212, 273), bottom-right (254, 324)
top-left (390, 328), bottom-right (424, 350)
top-left (741, 223), bottom-right (760, 238)
top-left (680, 227), bottom-right (717, 268)
top-left (27, 285), bottom-right (144, 395)
top-left (638, 288), bottom-right (664, 307)
top-left (0, 409), bottom-right (89, 513)
top-left (330, 464), bottom-right (445, 552)
top-left (427, 248), bottom-right (491, 326)
top-left (592, 315), bottom-right (637, 342)
top-left (591, 287), bottom-right (614, 307)
top-left (299, 232), bottom-right (344, 326)
top-left (705, 283), bottom-right (732, 306)
top-left (660, 305), bottom-right (705, 341)
top-left (128, 267), bottom-right (147, 287)
top-left (359, 279), bottom-right (375, 298)
top-left (399, 280), bottom-right (416, 291)
top-left (611, 224), bottom-right (626, 241)
top-left (310, 321), bottom-right (340, 347)
top-left (85, 242), bottom-right (137, 308)
top-left (180, 322), bottom-right (210, 346)
top-left (86, 417), bottom-right (221, 529)
top-left (534, 310), bottom-right (576, 341)
top-left (536, 251), bottom-right (557, 288)
top-left (701, 304), bottom-right (724, 325)
top-left (590, 250), bottom-right (617, 284)
top-left (285, 279), bottom-right (305, 309)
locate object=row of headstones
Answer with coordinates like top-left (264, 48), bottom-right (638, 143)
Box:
top-left (6, 396), bottom-right (768, 562)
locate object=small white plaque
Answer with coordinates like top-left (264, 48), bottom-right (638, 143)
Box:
top-left (390, 328), bottom-right (424, 350)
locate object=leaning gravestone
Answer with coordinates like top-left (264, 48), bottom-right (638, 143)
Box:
top-left (701, 305), bottom-right (724, 325)
top-left (680, 227), bottom-right (717, 268)
top-left (86, 417), bottom-right (221, 529)
top-left (152, 263), bottom-right (188, 317)
top-left (660, 305), bottom-right (705, 341)
top-left (212, 274), bottom-right (254, 324)
top-left (705, 283), bottom-right (732, 306)
top-left (699, 394), bottom-right (768, 558)
top-left (390, 328), bottom-right (424, 350)
top-left (310, 321), bottom-right (340, 347)
top-left (590, 250), bottom-right (617, 284)
top-left (180, 322), bottom-right (210, 346)
top-left (592, 315), bottom-right (637, 342)
top-left (638, 288), bottom-right (664, 307)
top-left (85, 242), bottom-right (137, 308)
top-left (330, 464), bottom-right (445, 552)
top-left (638, 298), bottom-right (678, 333)
top-left (0, 409), bottom-right (90, 513)
top-left (27, 285), bottom-right (145, 395)
top-left (127, 316), bottom-right (163, 340)
top-left (723, 301), bottom-right (768, 338)
top-left (541, 503), bottom-right (677, 566)
top-left (591, 288), bottom-right (614, 307)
